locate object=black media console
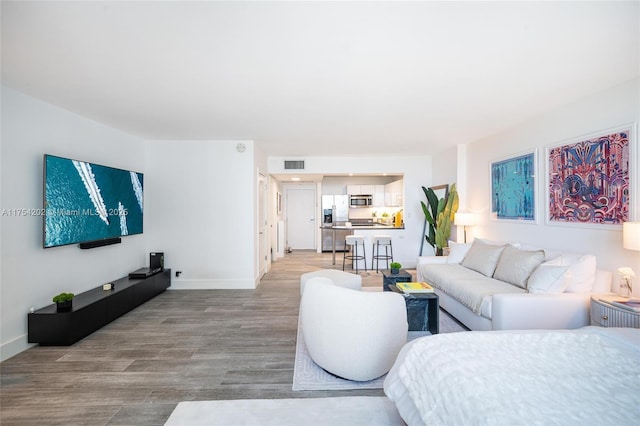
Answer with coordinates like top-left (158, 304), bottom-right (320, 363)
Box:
top-left (28, 269), bottom-right (171, 346)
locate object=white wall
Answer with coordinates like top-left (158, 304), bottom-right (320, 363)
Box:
top-left (1, 87), bottom-right (147, 361)
top-left (428, 144), bottom-right (462, 242)
top-left (144, 140), bottom-right (257, 289)
top-left (465, 78), bottom-right (640, 296)
top-left (431, 145), bottom-right (458, 188)
top-left (268, 155), bottom-right (434, 265)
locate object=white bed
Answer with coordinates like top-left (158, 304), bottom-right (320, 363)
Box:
top-left (384, 326), bottom-right (640, 426)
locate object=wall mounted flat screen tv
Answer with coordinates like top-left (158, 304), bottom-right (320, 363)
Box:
top-left (43, 154), bottom-right (144, 248)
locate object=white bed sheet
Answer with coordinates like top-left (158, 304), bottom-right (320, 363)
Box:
top-left (384, 326), bottom-right (640, 426)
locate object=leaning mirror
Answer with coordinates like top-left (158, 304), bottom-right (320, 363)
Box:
top-left (429, 184), bottom-right (449, 201)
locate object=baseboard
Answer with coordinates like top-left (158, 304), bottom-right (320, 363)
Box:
top-left (1, 334), bottom-right (33, 362)
top-left (168, 278), bottom-right (256, 290)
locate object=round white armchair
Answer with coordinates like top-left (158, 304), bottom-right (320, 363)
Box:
top-left (300, 269), bottom-right (362, 295)
top-left (300, 277), bottom-right (408, 381)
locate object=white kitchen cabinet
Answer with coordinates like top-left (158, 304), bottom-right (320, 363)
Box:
top-left (372, 185), bottom-right (385, 207)
top-left (347, 185), bottom-right (361, 195)
top-left (360, 185), bottom-right (375, 195)
top-left (384, 179), bottom-right (404, 206)
top-left (347, 185), bottom-right (374, 195)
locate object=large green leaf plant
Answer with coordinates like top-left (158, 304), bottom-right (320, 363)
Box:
top-left (420, 183), bottom-right (459, 256)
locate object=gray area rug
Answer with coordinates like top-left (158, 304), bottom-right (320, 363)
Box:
top-left (292, 309), bottom-right (466, 391)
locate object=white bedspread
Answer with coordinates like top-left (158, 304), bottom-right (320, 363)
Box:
top-left (384, 327), bottom-right (640, 426)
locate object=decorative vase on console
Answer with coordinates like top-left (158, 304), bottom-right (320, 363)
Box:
top-left (617, 267), bottom-right (635, 298)
top-left (56, 300), bottom-right (72, 312)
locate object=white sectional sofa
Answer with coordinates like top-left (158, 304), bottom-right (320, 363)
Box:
top-left (417, 239), bottom-right (612, 331)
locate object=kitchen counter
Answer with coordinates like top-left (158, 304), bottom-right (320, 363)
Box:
top-left (320, 224), bottom-right (404, 230)
top-left (320, 224), bottom-right (404, 265)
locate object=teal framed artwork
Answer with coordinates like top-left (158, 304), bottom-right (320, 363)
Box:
top-left (490, 150), bottom-right (537, 222)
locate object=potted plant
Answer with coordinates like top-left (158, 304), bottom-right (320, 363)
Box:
top-left (421, 183), bottom-right (459, 255)
top-left (381, 211), bottom-right (391, 224)
top-left (52, 292), bottom-right (74, 312)
top-left (390, 262), bottom-right (402, 274)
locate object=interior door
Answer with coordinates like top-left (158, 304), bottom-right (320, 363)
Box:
top-left (286, 186), bottom-right (316, 250)
top-left (258, 174), bottom-right (267, 279)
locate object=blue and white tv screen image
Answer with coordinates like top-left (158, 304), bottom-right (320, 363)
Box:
top-left (44, 154), bottom-right (144, 248)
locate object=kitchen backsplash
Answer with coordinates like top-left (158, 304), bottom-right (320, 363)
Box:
top-left (348, 207), bottom-right (403, 220)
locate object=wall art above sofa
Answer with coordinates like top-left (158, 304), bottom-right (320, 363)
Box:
top-left (546, 124), bottom-right (634, 228)
top-left (490, 150), bottom-right (537, 222)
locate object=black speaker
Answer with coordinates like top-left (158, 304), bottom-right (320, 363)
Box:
top-left (150, 252), bottom-right (164, 270)
top-left (79, 237), bottom-right (121, 249)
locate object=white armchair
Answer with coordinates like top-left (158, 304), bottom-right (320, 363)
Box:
top-left (300, 277), bottom-right (408, 381)
top-left (300, 269), bottom-right (362, 295)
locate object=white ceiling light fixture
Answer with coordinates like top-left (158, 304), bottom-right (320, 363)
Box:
top-left (236, 143), bottom-right (246, 153)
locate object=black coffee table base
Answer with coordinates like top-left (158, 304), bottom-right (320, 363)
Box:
top-left (381, 269), bottom-right (412, 291)
top-left (386, 284), bottom-right (439, 334)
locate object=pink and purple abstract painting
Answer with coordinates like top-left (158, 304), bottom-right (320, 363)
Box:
top-left (547, 128), bottom-right (631, 226)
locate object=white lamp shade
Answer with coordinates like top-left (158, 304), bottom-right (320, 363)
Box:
top-left (623, 222), bottom-right (640, 251)
top-left (454, 212), bottom-right (475, 226)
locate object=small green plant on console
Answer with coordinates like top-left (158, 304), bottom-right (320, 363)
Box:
top-left (52, 292), bottom-right (74, 303)
top-left (390, 262), bottom-right (402, 274)
top-left (52, 292), bottom-right (74, 312)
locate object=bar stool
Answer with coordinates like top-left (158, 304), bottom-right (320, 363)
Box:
top-left (371, 235), bottom-right (393, 272)
top-left (343, 235), bottom-right (367, 273)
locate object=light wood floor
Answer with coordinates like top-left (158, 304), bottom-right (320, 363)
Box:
top-left (1, 251), bottom-right (409, 425)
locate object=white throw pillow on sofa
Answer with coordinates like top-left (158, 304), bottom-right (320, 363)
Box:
top-left (461, 240), bottom-right (506, 277)
top-left (446, 241), bottom-right (472, 264)
top-left (493, 245), bottom-right (545, 288)
top-left (527, 260), bottom-right (572, 293)
top-left (478, 238), bottom-right (521, 248)
top-left (560, 254), bottom-right (597, 293)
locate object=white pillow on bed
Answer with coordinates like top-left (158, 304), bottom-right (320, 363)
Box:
top-left (461, 239), bottom-right (506, 277)
top-left (446, 241), bottom-right (472, 264)
top-left (527, 260), bottom-right (572, 293)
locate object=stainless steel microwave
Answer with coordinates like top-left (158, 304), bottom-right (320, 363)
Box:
top-left (349, 195), bottom-right (373, 208)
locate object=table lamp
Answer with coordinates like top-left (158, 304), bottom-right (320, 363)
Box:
top-left (454, 212), bottom-right (475, 243)
top-left (621, 222), bottom-right (640, 296)
top-left (623, 222), bottom-right (640, 251)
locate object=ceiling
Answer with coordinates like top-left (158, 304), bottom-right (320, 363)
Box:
top-left (2, 1), bottom-right (638, 157)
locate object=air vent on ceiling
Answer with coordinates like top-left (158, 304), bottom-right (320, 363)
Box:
top-left (284, 160), bottom-right (305, 170)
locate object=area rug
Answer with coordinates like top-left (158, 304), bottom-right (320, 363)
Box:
top-left (164, 396), bottom-right (403, 426)
top-left (292, 309), bottom-right (466, 391)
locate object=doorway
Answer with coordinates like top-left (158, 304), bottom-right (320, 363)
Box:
top-left (258, 173), bottom-right (267, 279)
top-left (285, 185), bottom-right (316, 250)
